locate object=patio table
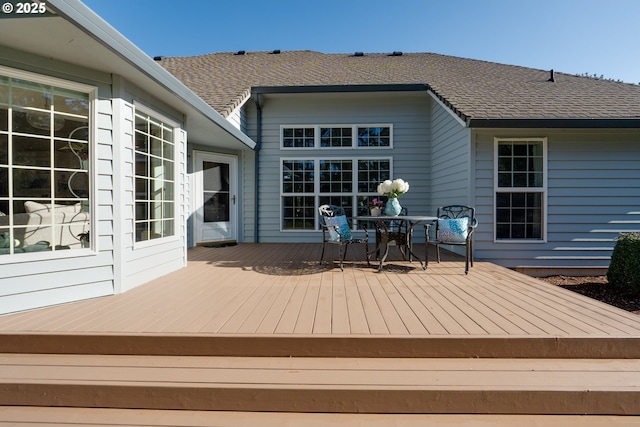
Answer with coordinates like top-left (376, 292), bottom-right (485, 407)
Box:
top-left (353, 215), bottom-right (437, 271)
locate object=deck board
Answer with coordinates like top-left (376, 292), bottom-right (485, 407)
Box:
top-left (1, 407), bottom-right (639, 427)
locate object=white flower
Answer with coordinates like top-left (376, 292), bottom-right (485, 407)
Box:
top-left (377, 180), bottom-right (393, 195)
top-left (377, 178), bottom-right (409, 198)
top-left (392, 178), bottom-right (409, 194)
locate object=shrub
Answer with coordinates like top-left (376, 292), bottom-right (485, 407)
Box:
top-left (607, 232), bottom-right (640, 295)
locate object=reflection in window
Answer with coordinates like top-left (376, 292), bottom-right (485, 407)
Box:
top-left (357, 127), bottom-right (391, 147)
top-left (320, 127), bottom-right (352, 147)
top-left (0, 74), bottom-right (91, 255)
top-left (134, 110), bottom-right (175, 242)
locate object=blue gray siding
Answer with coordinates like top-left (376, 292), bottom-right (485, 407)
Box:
top-left (474, 129), bottom-right (640, 270)
top-left (429, 97), bottom-right (472, 211)
top-left (244, 92), bottom-right (431, 243)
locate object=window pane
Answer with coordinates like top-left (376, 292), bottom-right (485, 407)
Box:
top-left (0, 167), bottom-right (8, 197)
top-left (319, 160), bottom-right (352, 193)
top-left (357, 126), bottom-right (391, 147)
top-left (282, 196), bottom-right (315, 230)
top-left (282, 160), bottom-right (314, 193)
top-left (497, 172), bottom-right (512, 187)
top-left (513, 158), bottom-right (527, 171)
top-left (497, 157), bottom-right (511, 172)
top-left (135, 132), bottom-right (148, 153)
top-left (0, 106), bottom-right (7, 131)
top-left (163, 142), bottom-right (174, 161)
top-left (55, 140), bottom-right (88, 169)
top-left (12, 136), bottom-right (50, 167)
top-left (11, 81), bottom-right (47, 109)
top-left (320, 127), bottom-right (352, 147)
top-left (136, 221), bottom-right (148, 241)
top-left (513, 144), bottom-right (527, 156)
top-left (529, 172), bottom-right (543, 187)
top-left (283, 127), bottom-right (314, 148)
top-left (56, 170), bottom-right (88, 198)
top-left (513, 173), bottom-right (527, 187)
top-left (498, 144), bottom-right (512, 156)
top-left (13, 169), bottom-right (50, 197)
top-left (13, 109), bottom-right (50, 136)
top-left (150, 136), bottom-right (163, 157)
top-left (357, 159), bottom-right (390, 192)
top-left (0, 77), bottom-right (8, 106)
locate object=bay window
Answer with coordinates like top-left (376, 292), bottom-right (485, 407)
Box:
top-left (0, 70), bottom-right (93, 256)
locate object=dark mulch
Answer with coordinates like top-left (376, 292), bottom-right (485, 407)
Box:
top-left (538, 275), bottom-right (640, 315)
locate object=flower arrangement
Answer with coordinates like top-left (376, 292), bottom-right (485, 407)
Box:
top-left (377, 178), bottom-right (410, 199)
top-left (369, 198), bottom-right (384, 208)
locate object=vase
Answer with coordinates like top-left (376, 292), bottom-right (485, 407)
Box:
top-left (370, 207), bottom-right (381, 217)
top-left (384, 197), bottom-right (402, 216)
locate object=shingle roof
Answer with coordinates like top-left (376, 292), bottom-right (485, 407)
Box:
top-left (157, 50), bottom-right (640, 123)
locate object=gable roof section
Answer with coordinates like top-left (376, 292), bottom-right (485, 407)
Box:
top-left (158, 51), bottom-right (640, 127)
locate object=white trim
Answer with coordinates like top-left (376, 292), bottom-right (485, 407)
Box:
top-left (280, 124), bottom-right (394, 150)
top-left (0, 65), bottom-right (97, 94)
top-left (132, 103), bottom-right (181, 249)
top-left (192, 151), bottom-right (238, 244)
top-left (493, 137), bottom-right (548, 243)
top-left (428, 90), bottom-right (466, 127)
top-left (0, 65), bottom-right (98, 262)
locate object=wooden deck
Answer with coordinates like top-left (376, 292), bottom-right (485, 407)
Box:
top-left (1, 243), bottom-right (640, 422)
top-left (1, 243), bottom-right (639, 356)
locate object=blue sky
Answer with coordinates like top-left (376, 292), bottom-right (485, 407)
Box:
top-left (82, 0), bottom-right (640, 84)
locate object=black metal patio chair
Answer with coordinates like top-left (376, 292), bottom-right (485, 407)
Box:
top-left (318, 204), bottom-right (369, 271)
top-left (425, 205), bottom-right (478, 274)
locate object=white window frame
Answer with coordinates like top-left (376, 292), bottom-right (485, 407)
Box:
top-left (0, 65), bottom-right (97, 262)
top-left (280, 156), bottom-right (393, 232)
top-left (493, 137), bottom-right (548, 243)
top-left (132, 102), bottom-right (180, 249)
top-left (280, 124), bottom-right (393, 150)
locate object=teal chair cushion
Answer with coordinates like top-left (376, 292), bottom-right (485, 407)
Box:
top-left (437, 217), bottom-right (469, 243)
top-left (324, 215), bottom-right (352, 241)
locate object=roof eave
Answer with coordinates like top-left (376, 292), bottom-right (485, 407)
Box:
top-left (252, 83), bottom-right (429, 95)
top-left (468, 118), bottom-right (640, 129)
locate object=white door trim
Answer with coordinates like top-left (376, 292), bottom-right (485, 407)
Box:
top-left (192, 151), bottom-right (238, 244)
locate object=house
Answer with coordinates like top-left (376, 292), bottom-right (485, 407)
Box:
top-left (0, 0), bottom-right (255, 314)
top-left (1, 0), bottom-right (639, 315)
top-left (158, 50), bottom-right (640, 277)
